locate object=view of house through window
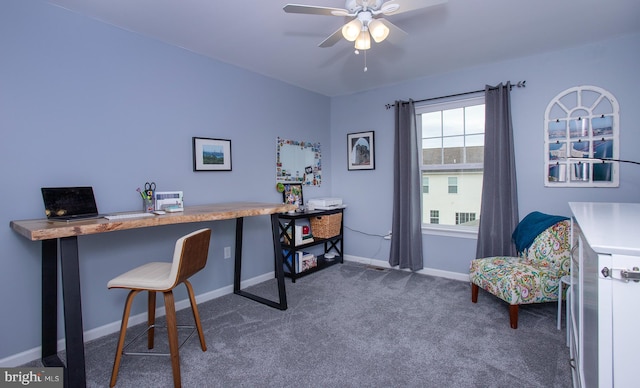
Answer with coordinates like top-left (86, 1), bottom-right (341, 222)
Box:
top-left (417, 96), bottom-right (484, 228)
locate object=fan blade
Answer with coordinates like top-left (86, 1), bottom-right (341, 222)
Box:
top-left (319, 27), bottom-right (345, 48)
top-left (379, 19), bottom-right (407, 44)
top-left (283, 4), bottom-right (349, 16)
top-left (379, 0), bottom-right (447, 16)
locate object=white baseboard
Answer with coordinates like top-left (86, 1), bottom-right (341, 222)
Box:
top-left (0, 272), bottom-right (274, 367)
top-left (343, 254), bottom-right (470, 282)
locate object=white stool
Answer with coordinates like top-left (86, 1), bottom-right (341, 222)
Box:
top-left (557, 275), bottom-right (571, 346)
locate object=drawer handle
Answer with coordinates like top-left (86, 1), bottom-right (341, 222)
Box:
top-left (621, 267), bottom-right (640, 283)
top-left (601, 267), bottom-right (610, 278)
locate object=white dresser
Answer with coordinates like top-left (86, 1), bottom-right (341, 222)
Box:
top-left (569, 202), bottom-right (640, 388)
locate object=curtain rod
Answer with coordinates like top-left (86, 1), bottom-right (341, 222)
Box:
top-left (384, 80), bottom-right (527, 110)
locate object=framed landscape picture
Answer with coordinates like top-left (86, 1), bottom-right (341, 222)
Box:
top-left (193, 137), bottom-right (232, 171)
top-left (347, 131), bottom-right (375, 170)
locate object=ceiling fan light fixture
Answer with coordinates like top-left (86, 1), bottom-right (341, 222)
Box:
top-left (354, 29), bottom-right (371, 50)
top-left (368, 19), bottom-right (389, 43)
top-left (342, 19), bottom-right (362, 41)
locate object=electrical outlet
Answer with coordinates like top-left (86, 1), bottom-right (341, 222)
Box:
top-left (224, 246), bottom-right (231, 259)
top-left (384, 231), bottom-right (392, 240)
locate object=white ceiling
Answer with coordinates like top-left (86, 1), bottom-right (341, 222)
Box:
top-left (47, 0), bottom-right (640, 97)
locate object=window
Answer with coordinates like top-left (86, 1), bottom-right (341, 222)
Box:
top-left (417, 96), bottom-right (484, 230)
top-left (429, 210), bottom-right (439, 224)
top-left (448, 177), bottom-right (458, 194)
top-left (456, 212), bottom-right (476, 225)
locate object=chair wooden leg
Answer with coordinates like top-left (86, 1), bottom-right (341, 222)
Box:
top-left (110, 290), bottom-right (141, 388)
top-left (471, 283), bottom-right (479, 303)
top-left (184, 280), bottom-right (207, 351)
top-left (147, 291), bottom-right (156, 349)
top-left (509, 304), bottom-right (518, 329)
top-left (163, 290), bottom-right (181, 388)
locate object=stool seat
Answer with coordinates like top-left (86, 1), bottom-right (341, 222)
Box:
top-left (108, 262), bottom-right (173, 290)
top-left (108, 228), bottom-right (211, 388)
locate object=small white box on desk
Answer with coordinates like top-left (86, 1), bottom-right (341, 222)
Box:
top-left (155, 191), bottom-right (184, 211)
top-left (307, 197), bottom-right (343, 210)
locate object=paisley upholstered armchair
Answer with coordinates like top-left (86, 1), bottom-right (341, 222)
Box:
top-left (469, 212), bottom-right (571, 329)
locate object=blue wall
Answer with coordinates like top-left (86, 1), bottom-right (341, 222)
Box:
top-left (0, 0), bottom-right (330, 361)
top-left (2, 0), bottom-right (639, 363)
top-left (330, 33), bottom-right (640, 275)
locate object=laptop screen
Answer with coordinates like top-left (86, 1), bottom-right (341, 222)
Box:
top-left (41, 187), bottom-right (99, 220)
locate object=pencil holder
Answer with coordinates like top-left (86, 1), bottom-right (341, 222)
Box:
top-left (143, 198), bottom-right (154, 213)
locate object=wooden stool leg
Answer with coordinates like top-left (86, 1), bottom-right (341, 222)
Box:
top-left (509, 304), bottom-right (518, 329)
top-left (110, 290), bottom-right (141, 388)
top-left (184, 280), bottom-right (207, 351)
top-left (471, 283), bottom-right (479, 303)
top-left (148, 291), bottom-right (156, 349)
top-left (163, 290), bottom-right (181, 388)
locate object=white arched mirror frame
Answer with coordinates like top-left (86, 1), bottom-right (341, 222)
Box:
top-left (544, 85), bottom-right (619, 187)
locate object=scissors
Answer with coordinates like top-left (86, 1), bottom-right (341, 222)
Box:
top-left (145, 182), bottom-right (156, 197)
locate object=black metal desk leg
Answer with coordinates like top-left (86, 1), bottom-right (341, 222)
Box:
top-left (41, 239), bottom-right (59, 363)
top-left (233, 217), bottom-right (244, 293)
top-left (233, 215), bottom-right (288, 310)
top-left (59, 236), bottom-right (87, 388)
top-left (271, 213), bottom-right (288, 308)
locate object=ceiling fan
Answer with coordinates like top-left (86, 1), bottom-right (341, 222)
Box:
top-left (283, 0), bottom-right (447, 51)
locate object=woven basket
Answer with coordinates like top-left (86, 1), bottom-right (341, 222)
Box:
top-left (310, 213), bottom-right (342, 239)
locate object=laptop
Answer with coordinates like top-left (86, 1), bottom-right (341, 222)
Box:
top-left (41, 186), bottom-right (104, 221)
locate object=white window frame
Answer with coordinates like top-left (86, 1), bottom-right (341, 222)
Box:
top-left (416, 95), bottom-right (484, 239)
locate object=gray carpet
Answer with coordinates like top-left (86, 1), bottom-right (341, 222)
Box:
top-left (28, 262), bottom-right (572, 387)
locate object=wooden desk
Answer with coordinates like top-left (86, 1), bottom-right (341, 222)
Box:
top-left (10, 202), bottom-right (295, 388)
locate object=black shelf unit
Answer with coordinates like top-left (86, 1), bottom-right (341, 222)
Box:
top-left (275, 207), bottom-right (344, 282)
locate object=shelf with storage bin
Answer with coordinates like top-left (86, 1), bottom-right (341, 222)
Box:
top-left (275, 207), bottom-right (344, 282)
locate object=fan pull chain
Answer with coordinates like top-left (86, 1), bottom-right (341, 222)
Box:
top-left (364, 49), bottom-right (368, 72)
top-left (353, 48), bottom-right (368, 72)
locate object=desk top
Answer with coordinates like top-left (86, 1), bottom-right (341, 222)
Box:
top-left (10, 202), bottom-right (296, 241)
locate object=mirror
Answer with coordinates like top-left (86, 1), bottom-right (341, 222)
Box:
top-left (276, 137), bottom-right (321, 186)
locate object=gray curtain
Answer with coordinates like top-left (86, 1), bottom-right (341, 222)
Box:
top-left (475, 82), bottom-right (519, 258)
top-left (390, 100), bottom-right (424, 271)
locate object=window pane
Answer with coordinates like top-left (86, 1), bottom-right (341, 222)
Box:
top-left (443, 146), bottom-right (463, 165)
top-left (466, 145), bottom-right (484, 164)
top-left (465, 133), bottom-right (484, 147)
top-left (465, 105), bottom-right (485, 134)
top-left (443, 136), bottom-right (464, 148)
top-left (442, 108), bottom-right (464, 137)
top-left (422, 112), bottom-right (442, 138)
top-left (422, 138), bottom-right (441, 149)
top-left (423, 148), bottom-right (442, 165)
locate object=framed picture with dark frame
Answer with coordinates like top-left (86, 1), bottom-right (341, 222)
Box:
top-left (192, 137), bottom-right (232, 171)
top-left (347, 131), bottom-right (375, 170)
top-left (282, 183), bottom-right (303, 207)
